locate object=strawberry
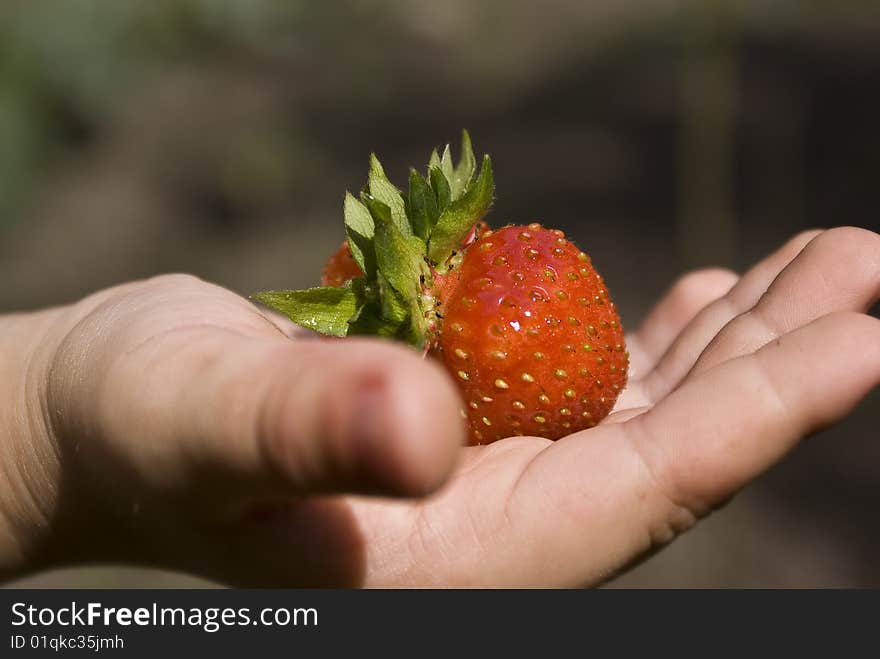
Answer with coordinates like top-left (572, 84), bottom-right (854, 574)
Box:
top-left (255, 132), bottom-right (627, 444)
top-left (436, 224), bottom-right (627, 443)
top-left (321, 241), bottom-right (363, 287)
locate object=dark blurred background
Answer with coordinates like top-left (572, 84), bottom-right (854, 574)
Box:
top-left (2, 0), bottom-right (879, 587)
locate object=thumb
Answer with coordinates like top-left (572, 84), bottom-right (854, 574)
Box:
top-left (95, 330), bottom-right (466, 502)
top-left (197, 336), bottom-right (467, 499)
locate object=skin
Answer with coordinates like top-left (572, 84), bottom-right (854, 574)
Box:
top-left (0, 226), bottom-right (878, 587)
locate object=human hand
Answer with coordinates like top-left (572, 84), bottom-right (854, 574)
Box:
top-left (0, 272), bottom-right (465, 583)
top-left (2, 227), bottom-right (878, 586)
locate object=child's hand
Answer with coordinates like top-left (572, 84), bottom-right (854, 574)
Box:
top-left (1, 227), bottom-right (878, 586)
top-left (1, 273), bottom-right (465, 583)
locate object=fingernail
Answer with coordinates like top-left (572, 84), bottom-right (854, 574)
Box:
top-left (349, 380), bottom-right (390, 460)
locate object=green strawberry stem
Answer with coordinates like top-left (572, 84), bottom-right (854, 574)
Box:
top-left (253, 130), bottom-right (494, 349)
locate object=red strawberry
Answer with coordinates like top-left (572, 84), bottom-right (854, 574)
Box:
top-left (255, 132), bottom-right (627, 444)
top-left (321, 241), bottom-right (363, 287)
top-left (435, 224), bottom-right (627, 443)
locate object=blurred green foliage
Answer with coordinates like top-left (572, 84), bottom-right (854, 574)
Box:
top-left (0, 0), bottom-right (311, 224)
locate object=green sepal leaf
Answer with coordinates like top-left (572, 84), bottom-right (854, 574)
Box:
top-left (439, 145), bottom-right (455, 196)
top-left (407, 234), bottom-right (427, 258)
top-left (347, 273), bottom-right (415, 341)
top-left (428, 148), bottom-right (441, 172)
top-left (368, 152), bottom-right (388, 178)
top-left (378, 271), bottom-right (410, 326)
top-left (348, 303), bottom-right (404, 338)
top-left (429, 166), bottom-right (451, 214)
top-left (428, 154), bottom-right (494, 264)
top-left (450, 130), bottom-right (476, 199)
top-left (406, 168), bottom-right (438, 240)
top-left (343, 192), bottom-right (375, 277)
top-left (363, 195), bottom-right (426, 307)
top-left (368, 153), bottom-right (411, 237)
top-left (253, 284), bottom-right (360, 337)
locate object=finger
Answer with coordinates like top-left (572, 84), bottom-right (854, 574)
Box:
top-left (105, 331), bottom-right (466, 501)
top-left (641, 229), bottom-right (823, 402)
top-left (628, 269), bottom-right (738, 378)
top-left (503, 311), bottom-right (880, 587)
top-left (689, 227), bottom-right (880, 376)
top-left (630, 311), bottom-right (880, 519)
top-left (205, 336), bottom-right (466, 499)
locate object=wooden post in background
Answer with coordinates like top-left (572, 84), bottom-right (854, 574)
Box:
top-left (678, 0), bottom-right (739, 269)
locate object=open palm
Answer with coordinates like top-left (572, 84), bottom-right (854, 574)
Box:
top-left (26, 227), bottom-right (879, 587)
